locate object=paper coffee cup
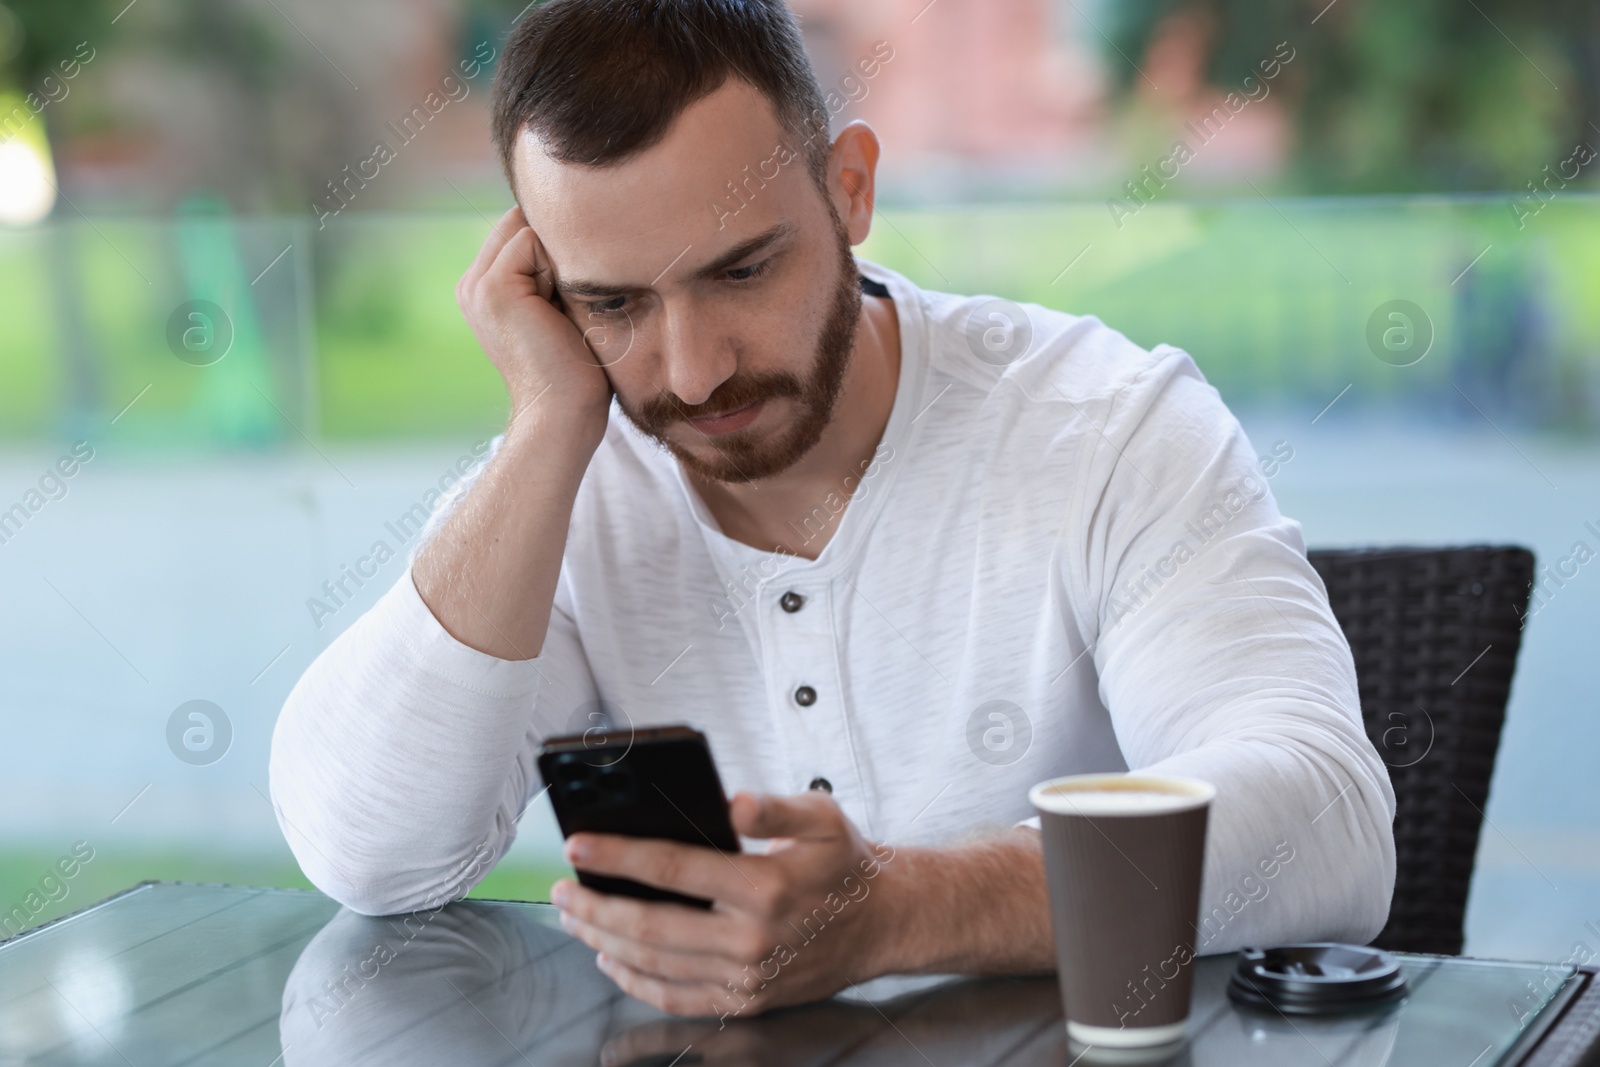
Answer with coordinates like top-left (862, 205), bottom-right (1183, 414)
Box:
top-left (1030, 773), bottom-right (1214, 1049)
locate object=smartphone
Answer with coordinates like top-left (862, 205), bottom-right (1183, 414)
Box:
top-left (537, 724), bottom-right (740, 909)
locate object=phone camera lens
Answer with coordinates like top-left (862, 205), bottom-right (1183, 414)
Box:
top-left (552, 756), bottom-right (589, 785)
top-left (595, 764), bottom-right (636, 805)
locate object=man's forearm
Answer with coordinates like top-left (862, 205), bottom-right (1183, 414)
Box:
top-left (412, 409), bottom-right (598, 660)
top-left (869, 827), bottom-right (1056, 978)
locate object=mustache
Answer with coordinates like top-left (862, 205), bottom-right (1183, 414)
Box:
top-left (635, 371), bottom-right (804, 433)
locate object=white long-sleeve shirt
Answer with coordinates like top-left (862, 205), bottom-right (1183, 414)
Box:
top-left (269, 258), bottom-right (1396, 953)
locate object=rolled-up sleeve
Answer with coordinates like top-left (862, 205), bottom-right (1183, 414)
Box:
top-left (1065, 345), bottom-right (1396, 952)
top-left (268, 441), bottom-right (598, 916)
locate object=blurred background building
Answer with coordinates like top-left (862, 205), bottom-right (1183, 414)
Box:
top-left (1, 0), bottom-right (1598, 978)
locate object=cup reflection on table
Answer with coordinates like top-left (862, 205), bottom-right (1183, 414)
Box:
top-left (1030, 773), bottom-right (1215, 1051)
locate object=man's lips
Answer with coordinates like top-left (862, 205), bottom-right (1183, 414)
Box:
top-left (686, 399), bottom-right (765, 436)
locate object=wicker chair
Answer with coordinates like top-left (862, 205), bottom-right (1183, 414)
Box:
top-left (1305, 545), bottom-right (1535, 956)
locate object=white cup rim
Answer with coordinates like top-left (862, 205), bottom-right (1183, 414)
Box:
top-left (1029, 773), bottom-right (1215, 816)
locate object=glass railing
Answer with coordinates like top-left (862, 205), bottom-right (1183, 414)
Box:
top-left (2, 195), bottom-right (1596, 446)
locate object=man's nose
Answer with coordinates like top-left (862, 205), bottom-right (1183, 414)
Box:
top-left (656, 301), bottom-right (736, 407)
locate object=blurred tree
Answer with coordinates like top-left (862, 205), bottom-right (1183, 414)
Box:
top-left (142, 0), bottom-right (297, 210)
top-left (460, 0), bottom-right (533, 47)
top-left (0, 0), bottom-right (110, 87)
top-left (4, 0), bottom-right (375, 213)
top-left (0, 0), bottom-right (112, 437)
top-left (1103, 0), bottom-right (1595, 193)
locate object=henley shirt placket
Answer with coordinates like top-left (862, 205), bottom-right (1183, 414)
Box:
top-left (756, 573), bottom-right (868, 829)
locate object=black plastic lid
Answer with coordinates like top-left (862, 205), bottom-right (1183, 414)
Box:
top-left (1227, 943), bottom-right (1409, 1016)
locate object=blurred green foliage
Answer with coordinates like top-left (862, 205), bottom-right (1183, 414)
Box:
top-left (154, 0), bottom-right (283, 90)
top-left (6, 198), bottom-right (1597, 445)
top-left (858, 199), bottom-right (1600, 430)
top-left (0, 0), bottom-right (109, 87)
top-left (1105, 0), bottom-right (1600, 192)
top-left (0, 849), bottom-right (567, 942)
top-left (316, 215), bottom-right (511, 438)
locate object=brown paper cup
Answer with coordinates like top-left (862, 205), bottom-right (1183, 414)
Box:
top-left (1030, 773), bottom-right (1214, 1049)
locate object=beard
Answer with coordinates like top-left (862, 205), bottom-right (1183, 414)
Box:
top-left (618, 214), bottom-right (863, 484)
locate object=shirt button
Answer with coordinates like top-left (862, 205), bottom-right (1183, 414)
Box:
top-left (794, 685), bottom-right (817, 707)
top-left (809, 777), bottom-right (832, 793)
top-left (780, 591), bottom-right (805, 613)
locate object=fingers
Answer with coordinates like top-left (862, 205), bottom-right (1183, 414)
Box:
top-left (527, 228), bottom-right (557, 304)
top-left (483, 226), bottom-right (540, 298)
top-left (566, 832), bottom-right (765, 908)
top-left (460, 205), bottom-right (526, 293)
top-left (730, 790), bottom-right (842, 841)
top-left (554, 877), bottom-right (738, 958)
top-left (460, 205), bottom-right (558, 315)
top-left (561, 908), bottom-right (732, 984)
top-left (595, 953), bottom-right (740, 1018)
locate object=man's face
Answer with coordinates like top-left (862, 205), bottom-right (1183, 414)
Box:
top-left (511, 79), bottom-right (863, 484)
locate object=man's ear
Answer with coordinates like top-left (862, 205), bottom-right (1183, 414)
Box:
top-left (828, 120), bottom-right (880, 246)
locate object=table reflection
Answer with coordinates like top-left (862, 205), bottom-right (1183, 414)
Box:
top-left (0, 884), bottom-right (1568, 1066)
top-left (280, 899), bottom-right (1084, 1066)
top-left (1174, 1001), bottom-right (1400, 1067)
top-left (278, 898), bottom-right (1407, 1067)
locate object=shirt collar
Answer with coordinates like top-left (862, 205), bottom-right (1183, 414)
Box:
top-left (668, 256), bottom-right (928, 575)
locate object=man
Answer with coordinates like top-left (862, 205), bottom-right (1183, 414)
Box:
top-left (270, 0), bottom-right (1396, 1020)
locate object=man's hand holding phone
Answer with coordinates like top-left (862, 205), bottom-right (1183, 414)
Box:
top-left (551, 788), bottom-right (899, 1019)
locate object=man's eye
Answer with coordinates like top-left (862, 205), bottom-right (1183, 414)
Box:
top-left (587, 297), bottom-right (628, 316)
top-left (726, 259), bottom-right (771, 283)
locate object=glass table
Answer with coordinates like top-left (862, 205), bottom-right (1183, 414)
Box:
top-left (0, 882), bottom-right (1594, 1066)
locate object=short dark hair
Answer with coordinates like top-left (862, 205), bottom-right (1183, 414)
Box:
top-left (490, 0), bottom-right (832, 194)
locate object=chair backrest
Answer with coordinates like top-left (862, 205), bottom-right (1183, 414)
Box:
top-left (1305, 545), bottom-right (1535, 956)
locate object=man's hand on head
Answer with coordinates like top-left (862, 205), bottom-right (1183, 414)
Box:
top-left (455, 205), bottom-right (614, 445)
top-left (551, 789), bottom-right (900, 1019)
